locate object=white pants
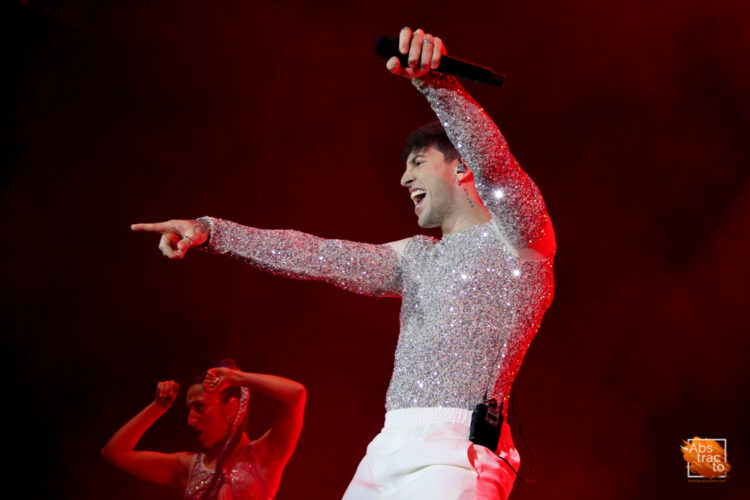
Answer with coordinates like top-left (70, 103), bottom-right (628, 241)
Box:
top-left (342, 407), bottom-right (520, 500)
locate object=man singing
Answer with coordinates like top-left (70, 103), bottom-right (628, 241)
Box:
top-left (133, 27), bottom-right (555, 499)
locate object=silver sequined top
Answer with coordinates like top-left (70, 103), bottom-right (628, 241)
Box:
top-left (183, 444), bottom-right (270, 500)
top-left (202, 74), bottom-right (554, 411)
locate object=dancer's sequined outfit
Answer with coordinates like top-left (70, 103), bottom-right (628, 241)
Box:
top-left (202, 74), bottom-right (554, 413)
top-left (184, 444), bottom-right (270, 500)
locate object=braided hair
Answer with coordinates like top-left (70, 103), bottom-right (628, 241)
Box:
top-left (198, 359), bottom-right (251, 500)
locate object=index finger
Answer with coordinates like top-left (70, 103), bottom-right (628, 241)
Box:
top-left (131, 221), bottom-right (174, 233)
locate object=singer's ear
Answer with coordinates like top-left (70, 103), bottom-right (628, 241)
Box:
top-left (455, 159), bottom-right (472, 184)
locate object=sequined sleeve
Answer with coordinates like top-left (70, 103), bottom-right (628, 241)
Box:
top-left (413, 74), bottom-right (550, 248)
top-left (199, 217), bottom-right (403, 298)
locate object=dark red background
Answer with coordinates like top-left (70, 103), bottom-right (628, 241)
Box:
top-left (3, 0), bottom-right (748, 498)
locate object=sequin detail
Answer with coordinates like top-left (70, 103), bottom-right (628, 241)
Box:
top-left (202, 223), bottom-right (402, 297)
top-left (183, 444), bottom-right (270, 500)
top-left (386, 223), bottom-right (553, 410)
top-left (202, 75), bottom-right (554, 412)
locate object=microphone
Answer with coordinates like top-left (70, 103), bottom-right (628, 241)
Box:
top-left (374, 36), bottom-right (505, 87)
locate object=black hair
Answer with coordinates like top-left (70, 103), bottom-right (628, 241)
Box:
top-left (400, 121), bottom-right (459, 164)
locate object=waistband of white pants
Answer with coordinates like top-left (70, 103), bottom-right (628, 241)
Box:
top-left (384, 407), bottom-right (473, 428)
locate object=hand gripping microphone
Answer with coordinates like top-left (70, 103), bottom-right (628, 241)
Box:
top-left (374, 36), bottom-right (505, 87)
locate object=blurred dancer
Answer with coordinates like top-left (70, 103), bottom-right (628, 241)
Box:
top-left (133, 27), bottom-right (554, 499)
top-left (101, 360), bottom-right (306, 499)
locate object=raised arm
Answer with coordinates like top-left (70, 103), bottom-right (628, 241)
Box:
top-left (100, 381), bottom-right (191, 489)
top-left (204, 367), bottom-right (306, 495)
top-left (388, 27), bottom-right (555, 256)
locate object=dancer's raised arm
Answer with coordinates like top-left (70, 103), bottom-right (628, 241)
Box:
top-left (203, 366), bottom-right (306, 494)
top-left (100, 381), bottom-right (191, 488)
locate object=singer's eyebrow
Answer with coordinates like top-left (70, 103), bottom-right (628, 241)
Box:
top-left (408, 153), bottom-right (427, 166)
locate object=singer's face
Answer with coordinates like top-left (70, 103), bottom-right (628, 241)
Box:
top-left (401, 146), bottom-right (461, 228)
top-left (186, 384), bottom-right (230, 449)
